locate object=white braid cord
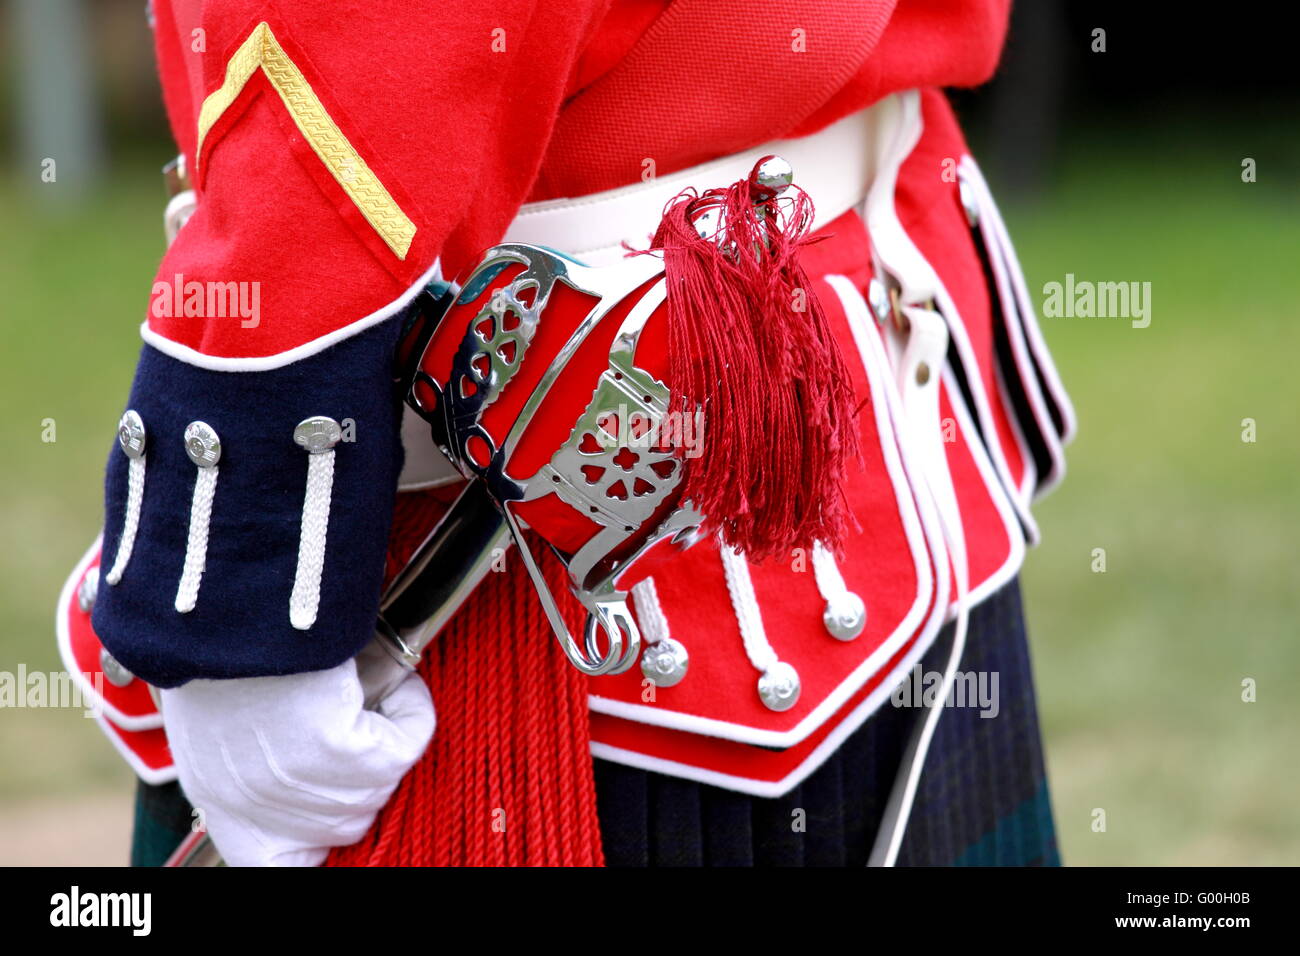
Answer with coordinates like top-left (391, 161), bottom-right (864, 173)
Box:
top-left (289, 448), bottom-right (335, 630)
top-left (105, 455), bottom-right (145, 585)
top-left (718, 546), bottom-right (779, 675)
top-left (630, 577), bottom-right (670, 645)
top-left (811, 541), bottom-right (857, 623)
top-left (174, 465), bottom-right (218, 613)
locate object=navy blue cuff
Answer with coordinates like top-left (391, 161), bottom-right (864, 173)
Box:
top-left (93, 317), bottom-right (405, 687)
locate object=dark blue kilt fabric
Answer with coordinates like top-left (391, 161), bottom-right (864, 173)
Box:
top-left (130, 578), bottom-right (1057, 867)
top-left (593, 577), bottom-right (1060, 867)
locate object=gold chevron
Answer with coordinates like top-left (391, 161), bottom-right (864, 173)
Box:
top-left (195, 22), bottom-right (416, 260)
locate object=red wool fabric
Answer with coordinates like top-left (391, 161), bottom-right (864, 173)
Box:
top-left (147, 0), bottom-right (1010, 357)
top-left (328, 503), bottom-right (603, 867)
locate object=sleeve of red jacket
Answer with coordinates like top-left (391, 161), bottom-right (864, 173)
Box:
top-left (94, 0), bottom-right (611, 687)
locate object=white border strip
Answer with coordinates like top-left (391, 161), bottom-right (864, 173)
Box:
top-left (941, 365), bottom-right (1025, 616)
top-left (95, 712), bottom-right (177, 786)
top-left (139, 257), bottom-right (443, 372)
top-left (959, 156), bottom-right (1067, 496)
top-left (54, 536), bottom-right (164, 732)
top-left (961, 155), bottom-right (1077, 446)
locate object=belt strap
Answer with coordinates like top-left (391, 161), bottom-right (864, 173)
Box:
top-left (504, 97), bottom-right (897, 266)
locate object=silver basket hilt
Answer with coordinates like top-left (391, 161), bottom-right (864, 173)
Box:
top-left (408, 244), bottom-right (705, 678)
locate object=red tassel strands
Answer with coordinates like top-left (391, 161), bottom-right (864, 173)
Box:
top-left (327, 494), bottom-right (604, 867)
top-left (651, 159), bottom-right (858, 561)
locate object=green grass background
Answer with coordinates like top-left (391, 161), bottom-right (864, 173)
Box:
top-left (1, 128), bottom-right (1296, 864)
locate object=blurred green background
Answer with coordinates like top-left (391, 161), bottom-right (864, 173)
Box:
top-left (1, 1), bottom-right (1296, 864)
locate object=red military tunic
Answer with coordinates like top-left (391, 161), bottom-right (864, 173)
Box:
top-left (57, 0), bottom-right (1072, 865)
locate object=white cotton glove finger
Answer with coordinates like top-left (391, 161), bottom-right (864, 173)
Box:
top-left (160, 654), bottom-right (435, 867)
top-left (371, 669), bottom-right (438, 759)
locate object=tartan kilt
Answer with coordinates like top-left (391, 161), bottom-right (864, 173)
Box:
top-left (131, 577), bottom-right (1058, 867)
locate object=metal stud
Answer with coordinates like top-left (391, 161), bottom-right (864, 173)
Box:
top-left (100, 647), bottom-right (135, 688)
top-left (640, 636), bottom-right (689, 688)
top-left (958, 174), bottom-right (980, 228)
top-left (117, 410), bottom-right (147, 459)
top-left (757, 661), bottom-right (801, 712)
top-left (77, 567), bottom-right (100, 613)
top-left (183, 421), bottom-right (221, 468)
top-left (293, 416), bottom-right (342, 454)
top-left (823, 592), bottom-right (867, 642)
top-left (749, 155), bottom-right (794, 203)
top-left (867, 277), bottom-right (891, 326)
top-left (915, 361), bottom-right (931, 386)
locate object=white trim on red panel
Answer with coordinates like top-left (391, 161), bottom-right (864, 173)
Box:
top-left (586, 273), bottom-right (942, 750)
top-left (54, 536), bottom-right (164, 733)
top-left (859, 92), bottom-right (1040, 540)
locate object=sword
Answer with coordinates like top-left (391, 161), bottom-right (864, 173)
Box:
top-left (164, 480), bottom-right (510, 867)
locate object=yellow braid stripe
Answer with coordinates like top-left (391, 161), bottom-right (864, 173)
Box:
top-left (195, 22), bottom-right (416, 260)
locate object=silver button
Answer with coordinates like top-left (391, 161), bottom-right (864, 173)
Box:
top-left (958, 175), bottom-right (980, 228)
top-left (867, 278), bottom-right (891, 326)
top-left (293, 416), bottom-right (342, 454)
top-left (77, 568), bottom-right (100, 613)
top-left (749, 154), bottom-right (794, 202)
top-left (823, 592), bottom-right (867, 641)
top-left (183, 421), bottom-right (221, 467)
top-left (640, 636), bottom-right (689, 687)
top-left (757, 661), bottom-right (801, 712)
top-left (100, 647), bottom-right (135, 687)
top-left (117, 410), bottom-right (147, 459)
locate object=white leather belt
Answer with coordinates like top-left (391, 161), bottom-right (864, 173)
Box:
top-left (503, 95), bottom-right (901, 266)
top-left (398, 93), bottom-right (904, 490)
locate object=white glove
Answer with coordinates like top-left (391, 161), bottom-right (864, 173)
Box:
top-left (160, 647), bottom-right (435, 867)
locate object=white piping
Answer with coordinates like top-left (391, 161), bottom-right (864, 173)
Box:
top-left (94, 711), bottom-right (178, 786)
top-left (960, 155), bottom-right (1077, 446)
top-left (139, 257), bottom-right (443, 372)
top-left (55, 536), bottom-right (166, 733)
top-left (958, 156), bottom-right (1068, 496)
